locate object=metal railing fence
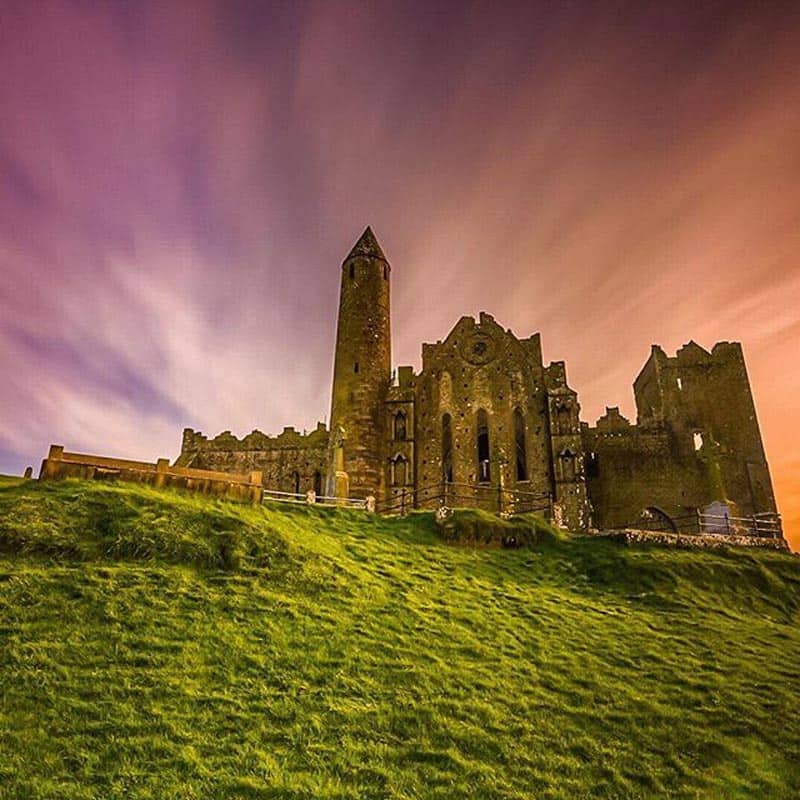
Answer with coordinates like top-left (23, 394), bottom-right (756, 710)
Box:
top-left (375, 480), bottom-right (552, 517)
top-left (628, 508), bottom-right (782, 539)
top-left (261, 488), bottom-right (368, 509)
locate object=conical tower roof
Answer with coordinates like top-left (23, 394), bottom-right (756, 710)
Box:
top-left (345, 226), bottom-right (387, 262)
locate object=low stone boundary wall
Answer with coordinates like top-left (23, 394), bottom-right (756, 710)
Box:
top-left (39, 445), bottom-right (264, 504)
top-left (594, 527), bottom-right (789, 551)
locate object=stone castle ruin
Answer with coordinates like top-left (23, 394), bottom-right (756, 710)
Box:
top-left (177, 227), bottom-right (780, 534)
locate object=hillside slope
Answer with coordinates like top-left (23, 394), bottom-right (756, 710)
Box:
top-left (1, 478), bottom-right (799, 799)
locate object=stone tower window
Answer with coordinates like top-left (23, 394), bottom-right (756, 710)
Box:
top-left (354, 362), bottom-right (359, 374)
top-left (314, 470), bottom-right (322, 497)
top-left (391, 455), bottom-right (408, 486)
top-left (476, 409), bottom-right (490, 483)
top-left (514, 408), bottom-right (528, 482)
top-left (393, 411), bottom-right (407, 441)
top-left (293, 471), bottom-right (301, 494)
top-left (384, 264), bottom-right (388, 280)
top-left (349, 262), bottom-right (355, 279)
top-left (442, 413), bottom-right (454, 483)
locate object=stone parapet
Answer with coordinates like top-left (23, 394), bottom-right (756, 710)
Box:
top-left (39, 445), bottom-right (264, 504)
top-left (590, 528), bottom-right (788, 551)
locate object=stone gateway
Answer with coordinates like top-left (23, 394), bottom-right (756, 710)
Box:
top-left (177, 227), bottom-right (779, 533)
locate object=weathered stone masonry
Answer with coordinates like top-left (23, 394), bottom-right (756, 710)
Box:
top-left (177, 227), bottom-right (781, 535)
top-left (177, 424), bottom-right (328, 497)
top-left (581, 341), bottom-right (778, 530)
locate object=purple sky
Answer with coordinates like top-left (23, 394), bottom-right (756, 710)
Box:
top-left (1, 1), bottom-right (799, 546)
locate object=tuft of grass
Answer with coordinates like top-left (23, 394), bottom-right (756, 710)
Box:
top-left (0, 478), bottom-right (799, 799)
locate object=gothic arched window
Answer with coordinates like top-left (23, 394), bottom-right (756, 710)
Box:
top-left (514, 408), bottom-right (528, 482)
top-left (476, 409), bottom-right (490, 483)
top-left (391, 455), bottom-right (408, 486)
top-left (442, 413), bottom-right (453, 483)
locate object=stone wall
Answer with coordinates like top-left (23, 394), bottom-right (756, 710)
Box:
top-left (581, 410), bottom-right (709, 530)
top-left (40, 445), bottom-right (264, 503)
top-left (582, 341), bottom-right (780, 533)
top-left (634, 341), bottom-right (776, 516)
top-left (178, 424), bottom-right (328, 496)
top-left (593, 527), bottom-right (789, 551)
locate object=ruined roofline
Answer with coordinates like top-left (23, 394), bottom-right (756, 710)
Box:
top-left (585, 339), bottom-right (748, 430)
top-left (182, 422), bottom-right (328, 452)
top-left (636, 339), bottom-right (743, 376)
top-left (419, 311), bottom-right (542, 350)
top-left (582, 405), bottom-right (670, 436)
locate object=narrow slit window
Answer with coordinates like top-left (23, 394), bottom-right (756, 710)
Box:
top-left (442, 413), bottom-right (453, 483)
top-left (394, 411), bottom-right (407, 441)
top-left (476, 409), bottom-right (490, 483)
top-left (514, 408), bottom-right (527, 481)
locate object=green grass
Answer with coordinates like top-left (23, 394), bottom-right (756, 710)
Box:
top-left (0, 479), bottom-right (799, 799)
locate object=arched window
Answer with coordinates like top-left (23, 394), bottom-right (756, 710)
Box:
top-left (393, 411), bottom-right (407, 441)
top-left (391, 455), bottom-right (407, 486)
top-left (313, 470), bottom-right (322, 497)
top-left (442, 413), bottom-right (453, 483)
top-left (293, 471), bottom-right (301, 494)
top-left (476, 409), bottom-right (490, 483)
top-left (514, 408), bottom-right (527, 482)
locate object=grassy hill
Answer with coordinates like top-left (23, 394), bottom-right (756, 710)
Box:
top-left (1, 477), bottom-right (799, 799)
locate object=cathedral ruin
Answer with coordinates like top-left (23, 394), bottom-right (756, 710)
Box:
top-left (177, 227), bottom-right (780, 532)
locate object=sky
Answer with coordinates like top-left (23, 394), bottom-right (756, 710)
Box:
top-left (1, 1), bottom-right (799, 548)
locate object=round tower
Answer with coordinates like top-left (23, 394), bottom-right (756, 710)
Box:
top-left (327, 226), bottom-right (391, 500)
